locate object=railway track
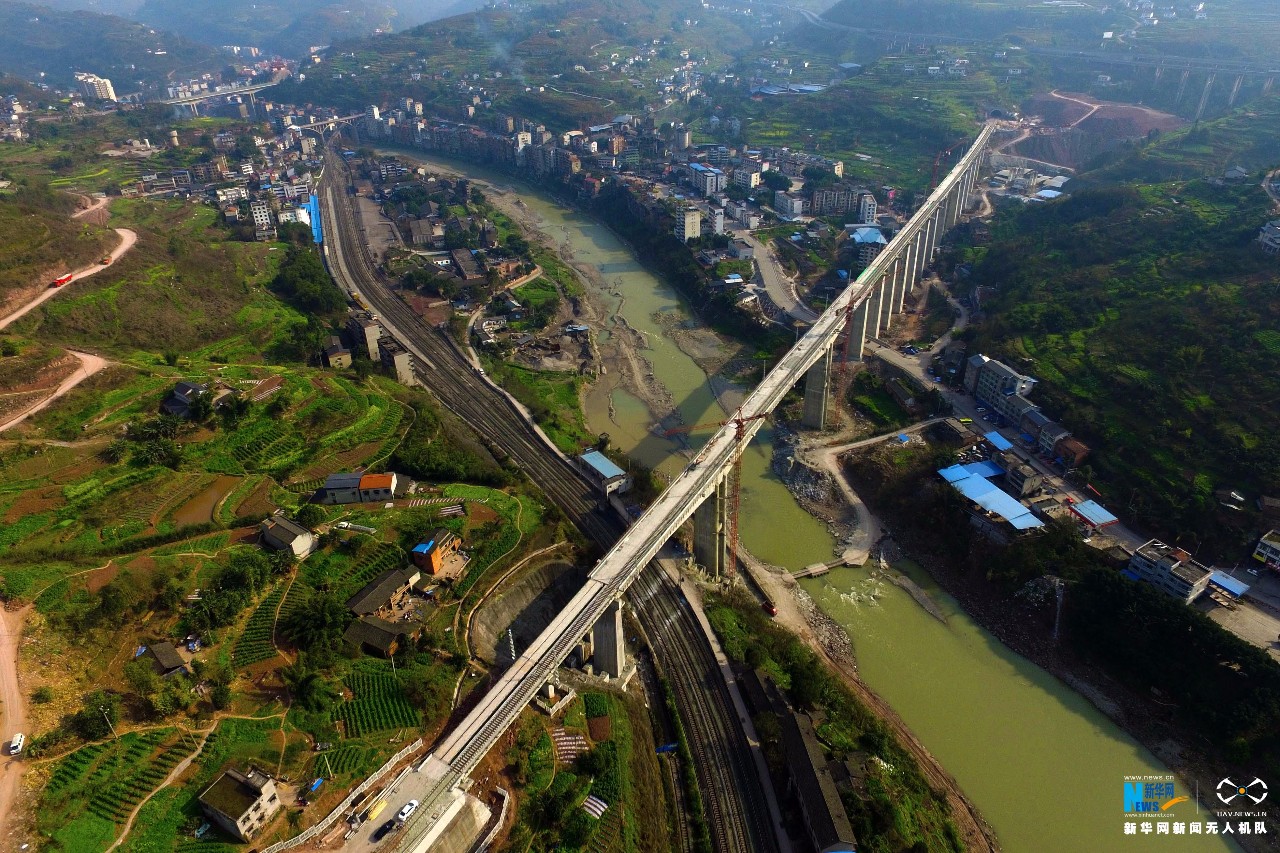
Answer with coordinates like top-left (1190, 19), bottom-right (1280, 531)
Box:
top-left (318, 144), bottom-right (777, 853)
top-left (630, 567), bottom-right (777, 853)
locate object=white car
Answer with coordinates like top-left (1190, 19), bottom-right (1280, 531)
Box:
top-left (397, 800), bottom-right (419, 822)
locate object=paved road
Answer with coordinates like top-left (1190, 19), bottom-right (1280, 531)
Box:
top-left (739, 231), bottom-right (818, 323)
top-left (0, 351), bottom-right (110, 433)
top-left (0, 227), bottom-right (138, 331)
top-left (0, 606), bottom-right (30, 847)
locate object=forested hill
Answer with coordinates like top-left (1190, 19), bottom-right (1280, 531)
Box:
top-left (0, 1), bottom-right (223, 92)
top-left (961, 97), bottom-right (1280, 560)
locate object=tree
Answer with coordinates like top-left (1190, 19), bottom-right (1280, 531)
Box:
top-left (71, 690), bottom-right (121, 740)
top-left (281, 665), bottom-right (338, 713)
top-left (220, 394), bottom-right (251, 429)
top-left (282, 591), bottom-right (349, 657)
top-left (210, 682), bottom-right (233, 710)
top-left (187, 392), bottom-right (214, 423)
top-left (123, 660), bottom-right (158, 697)
top-left (760, 170), bottom-right (791, 192)
top-left (293, 503), bottom-right (325, 528)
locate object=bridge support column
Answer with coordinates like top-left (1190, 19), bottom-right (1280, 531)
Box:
top-left (887, 256), bottom-right (906, 316)
top-left (864, 278), bottom-right (884, 340)
top-left (801, 345), bottom-right (834, 430)
top-left (592, 600), bottom-right (625, 678)
top-left (878, 269), bottom-right (895, 332)
top-left (846, 291), bottom-right (871, 366)
top-left (693, 476), bottom-right (727, 578)
top-left (908, 230), bottom-right (926, 295)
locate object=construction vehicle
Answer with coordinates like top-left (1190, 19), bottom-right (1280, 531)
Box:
top-left (51, 273), bottom-right (73, 288)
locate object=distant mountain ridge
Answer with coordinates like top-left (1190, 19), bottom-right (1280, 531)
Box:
top-left (0, 0), bottom-right (224, 92)
top-left (30, 0), bottom-right (484, 56)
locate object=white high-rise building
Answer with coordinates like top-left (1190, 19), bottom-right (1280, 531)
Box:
top-left (675, 207), bottom-right (702, 242)
top-left (856, 192), bottom-right (877, 224)
top-left (75, 73), bottom-right (116, 101)
top-left (365, 104), bottom-right (380, 122)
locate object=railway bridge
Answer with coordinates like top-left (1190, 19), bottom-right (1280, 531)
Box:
top-left (389, 122), bottom-right (995, 850)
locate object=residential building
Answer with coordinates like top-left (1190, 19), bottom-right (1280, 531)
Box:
top-left (963, 354), bottom-right (989, 395)
top-left (1004, 459), bottom-right (1044, 497)
top-left (343, 617), bottom-right (405, 657)
top-left (411, 529), bottom-right (461, 575)
top-left (378, 337), bottom-right (414, 385)
top-left (733, 166), bottom-right (761, 189)
top-left (75, 73), bottom-right (116, 101)
top-left (198, 767), bottom-right (281, 842)
top-left (365, 104), bottom-right (381, 122)
top-left (1056, 436), bottom-right (1090, 466)
top-left (451, 247), bottom-right (484, 280)
top-left (856, 192), bottom-right (878, 224)
top-left (146, 642), bottom-right (188, 677)
top-left (774, 191), bottom-right (808, 219)
top-left (346, 567), bottom-right (421, 618)
top-left (706, 206), bottom-right (725, 235)
top-left (347, 311), bottom-right (382, 360)
top-left (316, 473), bottom-right (362, 504)
top-left (688, 163), bottom-right (726, 196)
top-left (810, 187), bottom-right (856, 217)
top-left (358, 472), bottom-right (397, 503)
top-left (577, 450), bottom-right (632, 495)
top-left (847, 226), bottom-right (887, 266)
top-left (1038, 422), bottom-right (1071, 457)
top-left (1128, 539), bottom-right (1212, 604)
top-left (974, 359), bottom-right (1037, 406)
top-left (1259, 220), bottom-right (1280, 255)
top-left (1253, 530), bottom-right (1280, 570)
top-left (675, 206), bottom-right (702, 243)
top-left (249, 200), bottom-right (275, 241)
top-left (323, 342), bottom-right (352, 369)
top-left (161, 381), bottom-right (208, 418)
top-left (258, 516), bottom-right (317, 559)
top-left (730, 238), bottom-right (754, 259)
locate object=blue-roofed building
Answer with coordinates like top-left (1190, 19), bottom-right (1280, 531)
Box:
top-left (1209, 571), bottom-right (1249, 599)
top-left (938, 464), bottom-right (1044, 541)
top-left (984, 431), bottom-right (1013, 451)
top-left (578, 450), bottom-right (632, 496)
top-left (1068, 499), bottom-right (1118, 529)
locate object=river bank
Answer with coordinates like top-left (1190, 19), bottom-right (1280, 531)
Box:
top-left (781, 434), bottom-right (1258, 851)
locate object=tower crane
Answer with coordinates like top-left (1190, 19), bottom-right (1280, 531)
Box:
top-left (663, 410), bottom-right (769, 578)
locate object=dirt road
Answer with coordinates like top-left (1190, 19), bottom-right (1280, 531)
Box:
top-left (72, 195), bottom-right (110, 221)
top-left (0, 350), bottom-right (109, 433)
top-left (0, 227), bottom-right (138, 332)
top-left (0, 606), bottom-right (30, 849)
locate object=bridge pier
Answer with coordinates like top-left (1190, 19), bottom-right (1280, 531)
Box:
top-left (801, 345), bottom-right (834, 430)
top-left (844, 291), bottom-right (871, 366)
top-left (591, 600), bottom-right (625, 678)
top-left (692, 476), bottom-right (727, 577)
top-left (878, 268), bottom-right (895, 332)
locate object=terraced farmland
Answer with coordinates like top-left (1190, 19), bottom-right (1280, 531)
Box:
top-left (333, 673), bottom-right (421, 738)
top-left (232, 584), bottom-right (284, 667)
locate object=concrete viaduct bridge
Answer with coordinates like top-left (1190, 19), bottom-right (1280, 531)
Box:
top-left (395, 122), bottom-right (995, 849)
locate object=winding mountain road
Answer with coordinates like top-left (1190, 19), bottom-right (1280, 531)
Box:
top-left (0, 227), bottom-right (137, 332)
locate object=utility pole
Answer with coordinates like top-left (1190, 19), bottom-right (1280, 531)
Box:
top-left (100, 705), bottom-right (119, 739)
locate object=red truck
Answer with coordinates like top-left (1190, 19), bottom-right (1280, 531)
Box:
top-left (761, 598), bottom-right (778, 617)
top-left (51, 273), bottom-right (73, 288)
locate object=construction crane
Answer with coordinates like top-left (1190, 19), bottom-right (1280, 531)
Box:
top-left (664, 411), bottom-right (769, 579)
top-left (930, 137), bottom-right (970, 191)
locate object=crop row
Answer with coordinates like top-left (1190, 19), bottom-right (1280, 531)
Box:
top-left (232, 585), bottom-right (284, 667)
top-left (336, 546), bottom-right (404, 599)
top-left (87, 732), bottom-right (200, 823)
top-left (333, 675), bottom-right (420, 738)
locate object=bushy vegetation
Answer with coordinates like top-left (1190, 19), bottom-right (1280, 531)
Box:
top-left (964, 149), bottom-right (1280, 557)
top-left (272, 245), bottom-right (346, 315)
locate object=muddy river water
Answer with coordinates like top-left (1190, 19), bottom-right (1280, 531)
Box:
top-left (388, 151), bottom-right (1235, 851)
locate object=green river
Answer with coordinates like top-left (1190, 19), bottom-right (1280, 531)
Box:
top-left (387, 150), bottom-right (1236, 852)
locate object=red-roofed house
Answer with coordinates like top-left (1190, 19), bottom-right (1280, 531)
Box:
top-left (358, 473), bottom-right (397, 503)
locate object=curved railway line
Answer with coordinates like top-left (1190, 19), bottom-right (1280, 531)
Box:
top-left (317, 145), bottom-right (776, 853)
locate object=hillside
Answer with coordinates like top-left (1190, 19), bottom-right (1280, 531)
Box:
top-left (0, 1), bottom-right (224, 94)
top-left (961, 96), bottom-right (1280, 559)
top-left (0, 185), bottom-right (115, 313)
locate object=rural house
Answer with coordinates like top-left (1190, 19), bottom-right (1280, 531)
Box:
top-left (160, 381), bottom-right (208, 418)
top-left (345, 567), bottom-right (421, 619)
top-left (411, 529), bottom-right (461, 576)
top-left (342, 616), bottom-right (405, 657)
top-left (316, 473), bottom-right (363, 504)
top-left (258, 516), bottom-right (317, 559)
top-left (146, 641), bottom-right (188, 678)
top-left (358, 472), bottom-right (398, 503)
top-left (198, 766), bottom-right (282, 842)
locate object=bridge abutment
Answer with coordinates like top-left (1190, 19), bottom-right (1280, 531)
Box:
top-left (591, 600), bottom-right (625, 678)
top-left (693, 476), bottom-right (728, 577)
